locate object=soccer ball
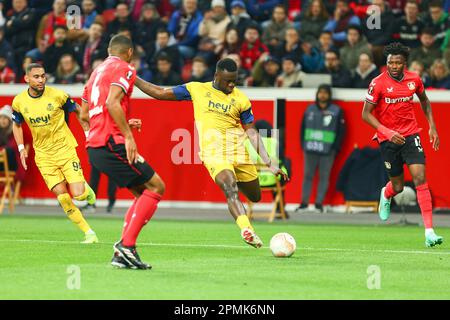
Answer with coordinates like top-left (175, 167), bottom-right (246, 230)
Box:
top-left (269, 233), bottom-right (296, 257)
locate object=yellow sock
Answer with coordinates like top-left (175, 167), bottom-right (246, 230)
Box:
top-left (236, 215), bottom-right (253, 231)
top-left (57, 193), bottom-right (91, 233)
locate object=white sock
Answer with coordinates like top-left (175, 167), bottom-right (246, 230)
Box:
top-left (425, 228), bottom-right (434, 236)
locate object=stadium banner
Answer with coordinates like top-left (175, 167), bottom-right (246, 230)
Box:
top-left (0, 86), bottom-right (449, 208)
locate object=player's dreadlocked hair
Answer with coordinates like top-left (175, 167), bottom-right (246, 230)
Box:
top-left (216, 58), bottom-right (238, 73)
top-left (383, 42), bottom-right (410, 61)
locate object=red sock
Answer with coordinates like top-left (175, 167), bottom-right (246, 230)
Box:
top-left (122, 190), bottom-right (162, 247)
top-left (416, 183), bottom-right (433, 229)
top-left (122, 198), bottom-right (137, 238)
top-left (384, 181), bottom-right (398, 199)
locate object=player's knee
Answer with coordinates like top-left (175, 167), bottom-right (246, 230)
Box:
top-left (413, 175), bottom-right (426, 187)
top-left (222, 181), bottom-right (239, 199)
top-left (155, 180), bottom-right (166, 196)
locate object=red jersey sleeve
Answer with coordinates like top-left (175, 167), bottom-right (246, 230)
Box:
top-left (82, 85), bottom-right (89, 103)
top-left (110, 64), bottom-right (136, 96)
top-left (415, 76), bottom-right (425, 95)
top-left (365, 79), bottom-right (382, 104)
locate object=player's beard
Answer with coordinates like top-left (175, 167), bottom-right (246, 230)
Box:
top-left (30, 84), bottom-right (45, 96)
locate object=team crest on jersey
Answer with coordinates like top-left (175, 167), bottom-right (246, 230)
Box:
top-left (205, 92), bottom-right (211, 98)
top-left (368, 83), bottom-right (375, 94)
top-left (323, 115), bottom-right (332, 127)
top-left (384, 162), bottom-right (392, 170)
top-left (387, 87), bottom-right (393, 93)
top-left (24, 107), bottom-right (29, 114)
top-left (407, 82), bottom-right (416, 90)
top-left (47, 103), bottom-right (54, 111)
top-left (230, 98), bottom-right (236, 106)
top-left (126, 70), bottom-right (133, 80)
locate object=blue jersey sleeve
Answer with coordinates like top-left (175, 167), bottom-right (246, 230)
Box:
top-left (62, 97), bottom-right (77, 112)
top-left (240, 107), bottom-right (254, 124)
top-left (173, 85), bottom-right (192, 101)
top-left (12, 111), bottom-right (24, 124)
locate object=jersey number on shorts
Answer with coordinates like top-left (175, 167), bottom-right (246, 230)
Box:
top-left (414, 136), bottom-right (423, 152)
top-left (72, 161), bottom-right (82, 171)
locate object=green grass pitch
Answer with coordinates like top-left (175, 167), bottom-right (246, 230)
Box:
top-left (0, 214), bottom-right (449, 299)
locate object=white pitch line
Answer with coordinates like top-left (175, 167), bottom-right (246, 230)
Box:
top-left (0, 238), bottom-right (449, 256)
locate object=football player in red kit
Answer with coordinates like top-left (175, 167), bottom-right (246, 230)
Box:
top-left (362, 42), bottom-right (443, 247)
top-left (82, 35), bottom-right (165, 269)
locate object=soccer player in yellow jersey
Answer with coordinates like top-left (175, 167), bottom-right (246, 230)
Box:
top-left (11, 63), bottom-right (98, 244)
top-left (135, 58), bottom-right (288, 248)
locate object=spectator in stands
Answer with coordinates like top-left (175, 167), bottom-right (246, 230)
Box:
top-left (135, 3), bottom-right (167, 47)
top-left (0, 105), bottom-right (25, 185)
top-left (28, 0), bottom-right (54, 16)
top-left (4, 0), bottom-right (37, 80)
top-left (273, 27), bottom-right (302, 65)
top-left (152, 54), bottom-right (183, 85)
top-left (67, 0), bottom-right (104, 43)
top-left (423, 0), bottom-right (450, 49)
top-left (339, 24), bottom-right (371, 71)
top-left (189, 56), bottom-right (213, 82)
top-left (227, 0), bottom-right (253, 38)
top-left (239, 24), bottom-right (268, 71)
top-left (217, 27), bottom-right (241, 58)
top-left (246, 0), bottom-right (282, 23)
top-left (18, 56), bottom-right (33, 83)
top-left (362, 0), bottom-right (396, 67)
top-left (409, 28), bottom-right (442, 70)
top-left (250, 53), bottom-right (281, 87)
top-left (351, 52), bottom-right (379, 88)
top-left (276, 55), bottom-right (305, 87)
top-left (319, 49), bottom-right (352, 88)
top-left (296, 84), bottom-right (345, 213)
top-left (43, 25), bottom-right (75, 74)
top-left (300, 41), bottom-right (323, 73)
top-left (199, 0), bottom-right (230, 47)
top-left (36, 0), bottom-right (67, 49)
top-left (323, 0), bottom-right (360, 48)
top-left (195, 36), bottom-right (218, 66)
top-left (146, 28), bottom-right (181, 73)
top-left (0, 53), bottom-right (16, 83)
top-left (409, 60), bottom-right (431, 86)
top-left (297, 0), bottom-right (329, 47)
top-left (227, 53), bottom-right (250, 85)
top-left (393, 0), bottom-right (424, 49)
top-left (168, 0), bottom-right (203, 59)
top-left (106, 2), bottom-right (136, 43)
top-left (0, 2), bottom-right (6, 29)
top-left (261, 5), bottom-right (292, 51)
top-left (73, 22), bottom-right (107, 75)
top-left (131, 53), bottom-right (152, 82)
top-left (387, 0), bottom-right (408, 18)
top-left (427, 59), bottom-right (450, 89)
top-left (52, 53), bottom-right (84, 84)
top-left (0, 26), bottom-right (15, 72)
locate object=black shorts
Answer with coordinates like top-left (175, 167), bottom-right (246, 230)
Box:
top-left (87, 136), bottom-right (155, 189)
top-left (379, 133), bottom-right (425, 177)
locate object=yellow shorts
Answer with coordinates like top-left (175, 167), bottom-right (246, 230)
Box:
top-left (204, 161), bottom-right (258, 183)
top-left (35, 147), bottom-right (85, 190)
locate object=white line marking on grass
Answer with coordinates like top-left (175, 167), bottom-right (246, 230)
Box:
top-left (0, 239), bottom-right (449, 255)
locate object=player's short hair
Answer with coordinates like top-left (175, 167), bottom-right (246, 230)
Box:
top-left (421, 27), bottom-right (435, 36)
top-left (429, 0), bottom-right (443, 8)
top-left (216, 58), bottom-right (238, 73)
top-left (157, 28), bottom-right (170, 36)
top-left (384, 42), bottom-right (410, 60)
top-left (405, 0), bottom-right (419, 7)
top-left (26, 63), bottom-right (45, 74)
top-left (108, 34), bottom-right (133, 54)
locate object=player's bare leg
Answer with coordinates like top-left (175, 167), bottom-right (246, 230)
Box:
top-left (408, 164), bottom-right (443, 247)
top-left (52, 182), bottom-right (97, 243)
top-left (112, 173), bottom-right (165, 270)
top-left (379, 174), bottom-right (404, 221)
top-left (215, 170), bottom-right (262, 248)
top-left (69, 181), bottom-right (96, 207)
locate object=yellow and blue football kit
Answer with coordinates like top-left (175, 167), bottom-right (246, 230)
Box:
top-left (173, 81), bottom-right (258, 182)
top-left (12, 86), bottom-right (85, 190)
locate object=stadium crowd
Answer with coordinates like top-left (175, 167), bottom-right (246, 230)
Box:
top-left (0, 0), bottom-right (449, 89)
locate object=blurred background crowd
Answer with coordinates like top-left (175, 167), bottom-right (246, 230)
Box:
top-left (0, 0), bottom-right (449, 89)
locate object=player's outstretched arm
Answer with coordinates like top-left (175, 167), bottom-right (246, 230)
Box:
top-left (134, 76), bottom-right (178, 100)
top-left (243, 122), bottom-right (288, 181)
top-left (362, 101), bottom-right (405, 145)
top-left (417, 90), bottom-right (439, 151)
top-left (106, 85), bottom-right (138, 164)
top-left (74, 103), bottom-right (90, 133)
top-left (12, 122), bottom-right (27, 170)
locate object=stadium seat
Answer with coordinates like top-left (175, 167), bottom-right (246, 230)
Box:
top-left (0, 148), bottom-right (15, 214)
top-left (247, 165), bottom-right (288, 223)
top-left (102, 9), bottom-right (116, 26)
